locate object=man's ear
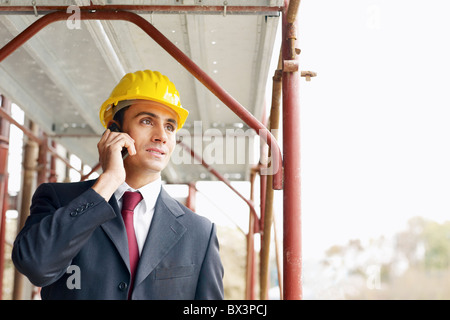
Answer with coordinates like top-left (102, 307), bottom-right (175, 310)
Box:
top-left (107, 120), bottom-right (121, 132)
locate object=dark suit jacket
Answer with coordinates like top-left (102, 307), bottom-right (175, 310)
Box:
top-left (12, 179), bottom-right (224, 300)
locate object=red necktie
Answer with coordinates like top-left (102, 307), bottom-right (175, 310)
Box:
top-left (121, 191), bottom-right (143, 299)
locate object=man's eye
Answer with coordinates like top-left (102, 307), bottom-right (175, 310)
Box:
top-left (166, 124), bottom-right (175, 132)
top-left (141, 119), bottom-right (152, 125)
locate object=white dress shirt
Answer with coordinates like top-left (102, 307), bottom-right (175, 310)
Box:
top-left (114, 177), bottom-right (162, 255)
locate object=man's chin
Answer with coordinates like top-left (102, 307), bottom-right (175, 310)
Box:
top-left (143, 160), bottom-right (168, 174)
top-left (125, 158), bottom-right (168, 174)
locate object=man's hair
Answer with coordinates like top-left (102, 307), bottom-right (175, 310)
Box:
top-left (112, 105), bottom-right (130, 129)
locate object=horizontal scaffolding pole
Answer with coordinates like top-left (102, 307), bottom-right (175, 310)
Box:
top-left (178, 140), bottom-right (260, 230)
top-left (0, 5), bottom-right (282, 16)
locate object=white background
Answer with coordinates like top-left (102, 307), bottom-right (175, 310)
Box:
top-left (299, 0), bottom-right (450, 257)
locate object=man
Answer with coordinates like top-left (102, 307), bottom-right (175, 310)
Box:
top-left (12, 70), bottom-right (224, 300)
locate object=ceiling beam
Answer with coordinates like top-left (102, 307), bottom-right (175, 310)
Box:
top-left (251, 15), bottom-right (280, 123)
top-left (80, 20), bottom-right (126, 81)
top-left (97, 20), bottom-right (145, 72)
top-left (76, 0), bottom-right (126, 82)
top-left (0, 5), bottom-right (282, 16)
top-left (184, 14), bottom-right (212, 130)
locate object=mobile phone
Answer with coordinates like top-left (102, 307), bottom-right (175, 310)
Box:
top-left (108, 122), bottom-right (129, 160)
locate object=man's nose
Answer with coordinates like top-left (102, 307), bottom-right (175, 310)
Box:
top-left (151, 123), bottom-right (167, 144)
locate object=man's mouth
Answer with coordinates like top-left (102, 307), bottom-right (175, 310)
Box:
top-left (146, 147), bottom-right (165, 157)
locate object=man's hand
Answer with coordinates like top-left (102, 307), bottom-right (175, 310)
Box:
top-left (92, 129), bottom-right (136, 201)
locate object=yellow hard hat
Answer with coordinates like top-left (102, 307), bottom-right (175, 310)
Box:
top-left (99, 70), bottom-right (188, 130)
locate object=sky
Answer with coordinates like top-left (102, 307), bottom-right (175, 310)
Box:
top-left (297, 0), bottom-right (450, 257)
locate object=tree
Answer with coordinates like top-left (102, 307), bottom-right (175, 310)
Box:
top-left (319, 216), bottom-right (450, 299)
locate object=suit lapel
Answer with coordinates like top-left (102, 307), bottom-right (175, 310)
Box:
top-left (100, 195), bottom-right (131, 272)
top-left (134, 188), bottom-right (186, 287)
top-left (81, 179), bottom-right (131, 271)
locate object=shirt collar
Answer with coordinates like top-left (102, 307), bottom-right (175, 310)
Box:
top-left (114, 177), bottom-right (162, 212)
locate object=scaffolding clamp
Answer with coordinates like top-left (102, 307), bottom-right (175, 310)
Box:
top-left (301, 71), bottom-right (317, 81)
top-left (31, 0), bottom-right (38, 17)
top-left (223, 1), bottom-right (228, 17)
top-left (283, 59), bottom-right (298, 72)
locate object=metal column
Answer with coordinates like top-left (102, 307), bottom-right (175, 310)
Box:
top-left (259, 69), bottom-right (282, 300)
top-left (186, 182), bottom-right (196, 212)
top-left (282, 0), bottom-right (302, 300)
top-left (0, 95), bottom-right (11, 300)
top-left (12, 121), bottom-right (39, 300)
top-left (245, 169), bottom-right (257, 300)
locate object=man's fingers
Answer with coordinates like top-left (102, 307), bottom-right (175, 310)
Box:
top-left (102, 131), bottom-right (136, 156)
top-left (126, 142), bottom-right (137, 156)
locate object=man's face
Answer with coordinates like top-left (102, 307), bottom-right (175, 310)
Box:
top-left (121, 100), bottom-right (178, 179)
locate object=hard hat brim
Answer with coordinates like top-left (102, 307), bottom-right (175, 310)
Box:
top-left (100, 95), bottom-right (188, 130)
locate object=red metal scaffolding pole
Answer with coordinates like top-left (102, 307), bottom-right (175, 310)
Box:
top-left (178, 140), bottom-right (259, 226)
top-left (245, 169), bottom-right (258, 300)
top-left (186, 182), bottom-right (196, 212)
top-left (282, 0), bottom-right (302, 300)
top-left (0, 95), bottom-right (11, 300)
top-left (0, 5), bottom-right (282, 15)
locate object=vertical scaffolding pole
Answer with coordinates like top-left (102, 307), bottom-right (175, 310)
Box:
top-left (186, 182), bottom-right (196, 212)
top-left (282, 0), bottom-right (302, 300)
top-left (259, 69), bottom-right (283, 300)
top-left (48, 140), bottom-right (57, 183)
top-left (245, 169), bottom-right (257, 300)
top-left (0, 95), bottom-right (11, 299)
top-left (13, 120), bottom-right (39, 300)
top-left (37, 132), bottom-right (48, 185)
